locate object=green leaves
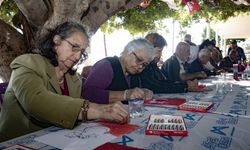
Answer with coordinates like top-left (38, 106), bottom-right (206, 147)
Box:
top-left (101, 0), bottom-right (175, 35)
top-left (101, 0), bottom-right (250, 35)
top-left (0, 0), bottom-right (18, 24)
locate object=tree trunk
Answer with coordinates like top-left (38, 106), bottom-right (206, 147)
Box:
top-left (0, 0), bottom-right (142, 81)
top-left (0, 0), bottom-right (4, 6)
top-left (0, 19), bottom-right (27, 82)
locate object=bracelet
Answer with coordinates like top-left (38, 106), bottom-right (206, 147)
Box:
top-left (81, 100), bottom-right (89, 122)
top-left (123, 90), bottom-right (128, 100)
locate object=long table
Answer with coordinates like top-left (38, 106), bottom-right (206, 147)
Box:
top-left (1, 74), bottom-right (250, 150)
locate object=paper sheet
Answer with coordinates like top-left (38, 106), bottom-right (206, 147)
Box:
top-left (35, 123), bottom-right (116, 150)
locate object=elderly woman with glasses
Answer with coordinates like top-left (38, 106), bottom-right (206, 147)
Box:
top-left (131, 33), bottom-right (199, 93)
top-left (0, 21), bottom-right (129, 142)
top-left (83, 38), bottom-right (155, 104)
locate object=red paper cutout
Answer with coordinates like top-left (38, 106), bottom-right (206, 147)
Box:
top-left (95, 142), bottom-right (143, 150)
top-left (98, 121), bottom-right (140, 137)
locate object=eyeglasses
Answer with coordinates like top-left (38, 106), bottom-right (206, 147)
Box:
top-left (63, 39), bottom-right (88, 60)
top-left (132, 51), bottom-right (149, 68)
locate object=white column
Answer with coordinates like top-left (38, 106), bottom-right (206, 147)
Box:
top-left (172, 19), bottom-right (175, 54)
top-left (215, 32), bottom-right (219, 47)
top-left (223, 38), bottom-right (227, 57)
top-left (206, 21), bottom-right (211, 39)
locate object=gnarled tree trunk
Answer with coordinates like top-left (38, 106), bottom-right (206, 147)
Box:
top-left (0, 19), bottom-right (27, 82)
top-left (0, 0), bottom-right (142, 81)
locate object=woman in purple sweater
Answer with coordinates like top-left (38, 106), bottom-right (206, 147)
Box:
top-left (83, 38), bottom-right (155, 104)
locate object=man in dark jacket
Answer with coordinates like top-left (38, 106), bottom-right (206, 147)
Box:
top-left (161, 42), bottom-right (206, 83)
top-left (131, 33), bottom-right (199, 93)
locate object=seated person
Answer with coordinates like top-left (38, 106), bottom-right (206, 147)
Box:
top-left (219, 50), bottom-right (237, 72)
top-left (131, 33), bottom-right (199, 93)
top-left (210, 48), bottom-right (222, 70)
top-left (184, 34), bottom-right (199, 64)
top-left (227, 40), bottom-right (246, 62)
top-left (199, 39), bottom-right (214, 51)
top-left (204, 48), bottom-right (222, 72)
top-left (161, 42), bottom-right (206, 82)
top-left (83, 38), bottom-right (154, 104)
top-left (187, 48), bottom-right (216, 76)
top-left (0, 21), bottom-right (129, 142)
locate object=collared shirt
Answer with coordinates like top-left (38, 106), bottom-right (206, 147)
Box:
top-left (175, 55), bottom-right (186, 75)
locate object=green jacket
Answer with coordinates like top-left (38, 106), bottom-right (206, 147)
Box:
top-left (0, 54), bottom-right (84, 142)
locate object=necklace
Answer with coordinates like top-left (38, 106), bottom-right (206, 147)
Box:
top-left (58, 78), bottom-right (64, 84)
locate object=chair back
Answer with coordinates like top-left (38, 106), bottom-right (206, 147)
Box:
top-left (0, 82), bottom-right (8, 112)
top-left (81, 65), bottom-right (92, 83)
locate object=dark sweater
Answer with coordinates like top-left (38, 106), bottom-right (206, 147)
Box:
top-left (131, 62), bottom-right (188, 93)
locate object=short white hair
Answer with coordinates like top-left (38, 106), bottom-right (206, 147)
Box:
top-left (199, 48), bottom-right (211, 58)
top-left (124, 38), bottom-right (155, 61)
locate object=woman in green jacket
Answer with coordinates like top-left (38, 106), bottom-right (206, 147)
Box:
top-left (0, 21), bottom-right (129, 142)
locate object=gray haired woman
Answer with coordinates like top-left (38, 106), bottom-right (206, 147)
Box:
top-left (0, 21), bottom-right (129, 142)
top-left (83, 38), bottom-right (155, 104)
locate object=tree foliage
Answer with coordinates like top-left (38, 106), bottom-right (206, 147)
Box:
top-left (0, 0), bottom-right (18, 24)
top-left (101, 0), bottom-right (177, 35)
top-left (1, 0), bottom-right (250, 36)
top-left (101, 0), bottom-right (250, 35)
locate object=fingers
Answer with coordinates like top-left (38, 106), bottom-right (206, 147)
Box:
top-left (142, 88), bottom-right (153, 99)
top-left (112, 103), bottom-right (129, 123)
top-left (128, 87), bottom-right (145, 98)
top-left (102, 102), bottom-right (130, 123)
top-left (127, 87), bottom-right (153, 99)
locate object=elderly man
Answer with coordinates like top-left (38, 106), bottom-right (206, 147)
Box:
top-left (161, 42), bottom-right (206, 82)
top-left (187, 48), bottom-right (216, 76)
top-left (203, 48), bottom-right (222, 71)
top-left (227, 40), bottom-right (246, 62)
top-left (184, 34), bottom-right (199, 64)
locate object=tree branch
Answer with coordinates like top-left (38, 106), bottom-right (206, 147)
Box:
top-left (0, 0), bottom-right (4, 7)
top-left (38, 0), bottom-right (90, 39)
top-left (14, 0), bottom-right (52, 27)
top-left (81, 0), bottom-right (141, 34)
top-left (0, 18), bottom-right (27, 81)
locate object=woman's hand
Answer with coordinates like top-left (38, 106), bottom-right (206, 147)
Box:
top-left (142, 88), bottom-right (153, 99)
top-left (87, 102), bottom-right (129, 124)
top-left (125, 87), bottom-right (153, 99)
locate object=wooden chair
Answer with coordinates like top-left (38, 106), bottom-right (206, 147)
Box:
top-left (0, 82), bottom-right (8, 112)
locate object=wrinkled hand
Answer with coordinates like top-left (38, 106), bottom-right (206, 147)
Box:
top-left (126, 87), bottom-right (145, 99)
top-left (142, 88), bottom-right (153, 99)
top-left (126, 87), bottom-right (153, 99)
top-left (187, 79), bottom-right (198, 87)
top-left (187, 85), bottom-right (200, 92)
top-left (196, 71), bottom-right (207, 79)
top-left (100, 102), bottom-right (129, 124)
top-left (187, 79), bottom-right (199, 92)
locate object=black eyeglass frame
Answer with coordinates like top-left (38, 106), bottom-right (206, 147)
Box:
top-left (63, 39), bottom-right (88, 60)
top-left (131, 51), bottom-right (149, 68)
